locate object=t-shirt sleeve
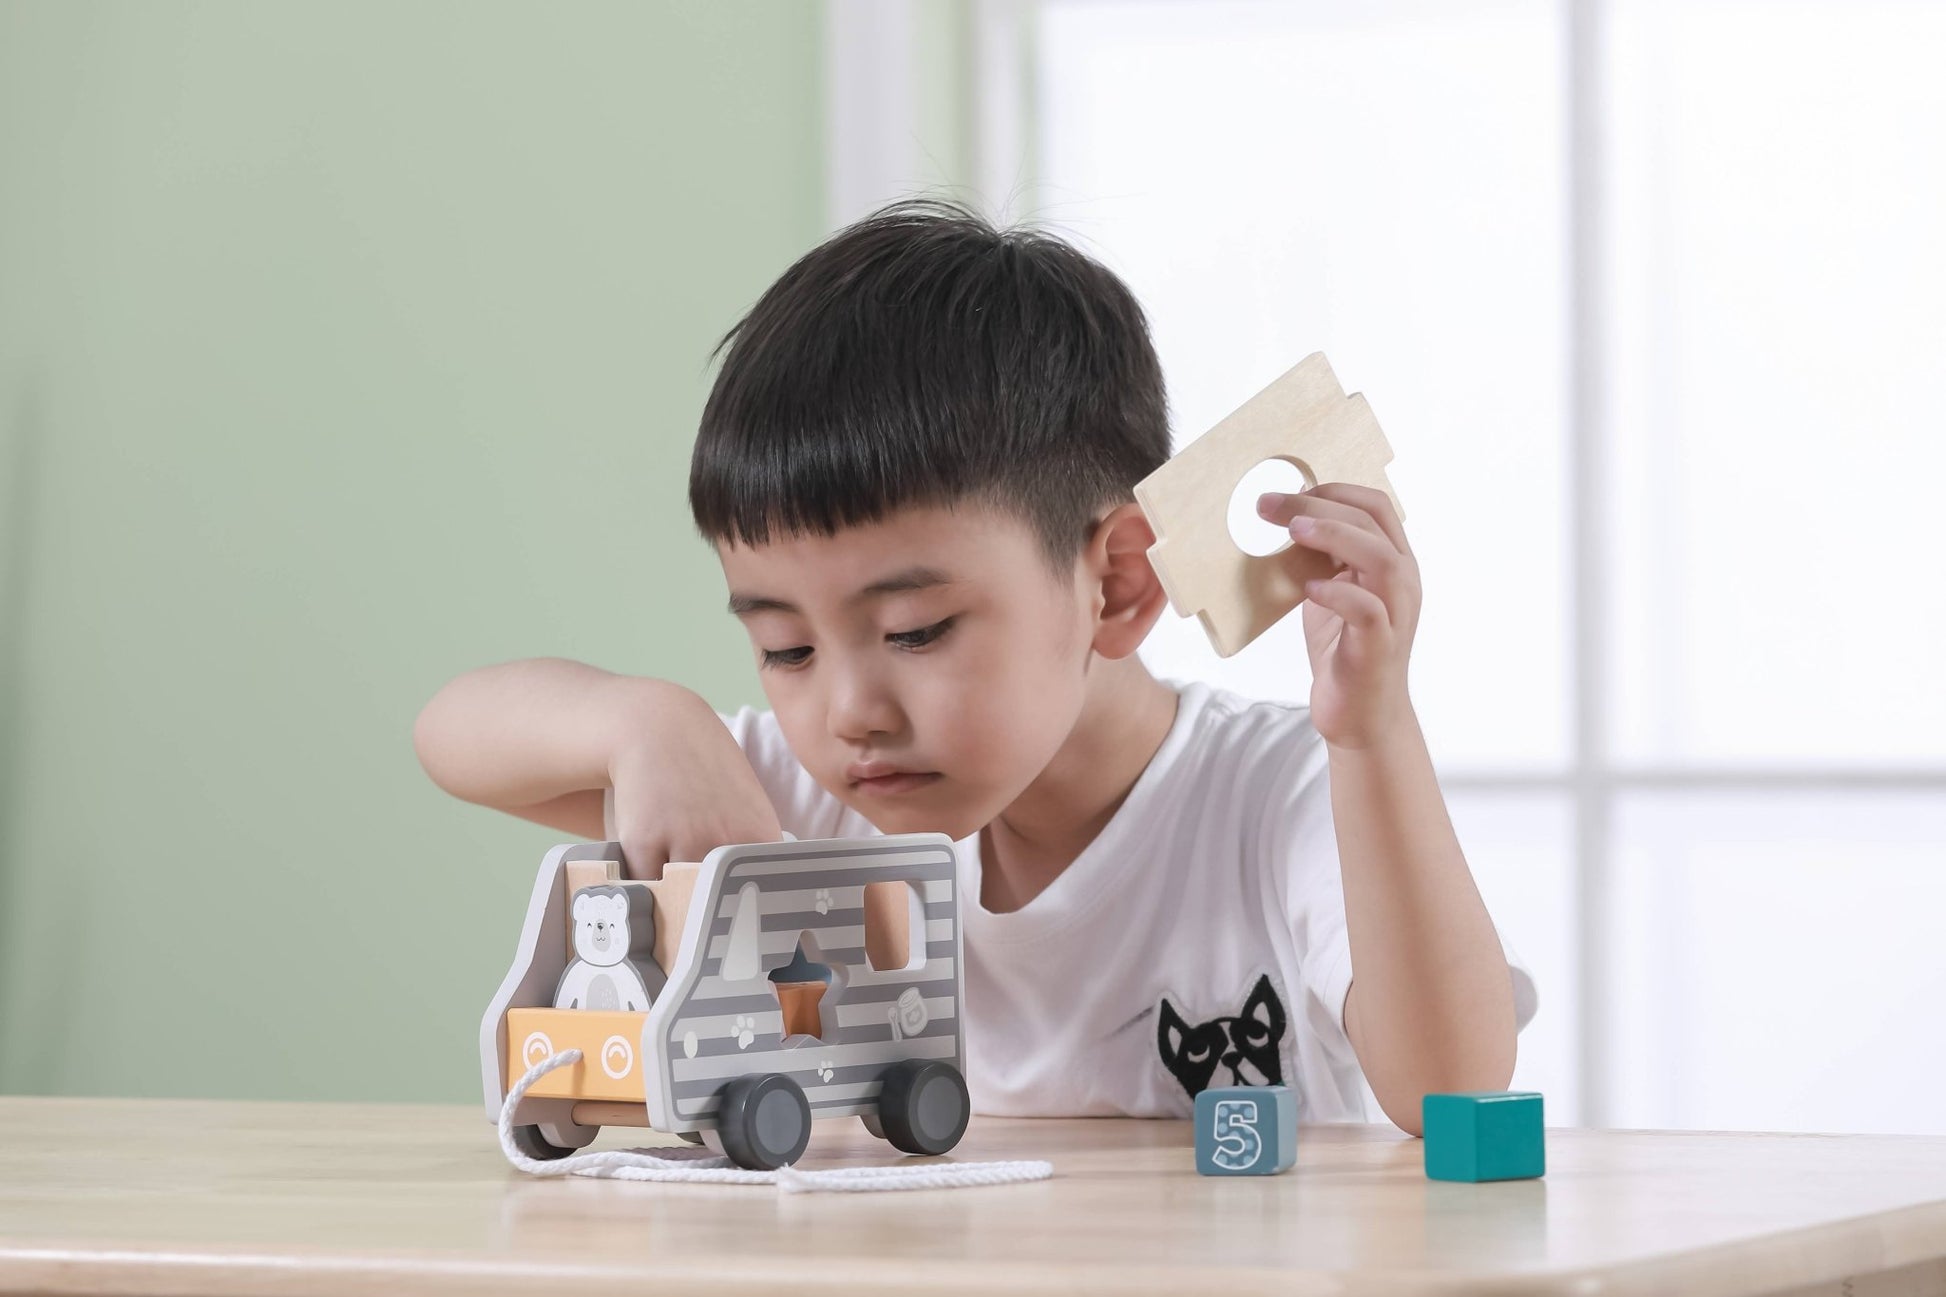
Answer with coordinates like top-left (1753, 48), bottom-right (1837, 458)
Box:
top-left (714, 705), bottom-right (876, 842)
top-left (1502, 933), bottom-right (1542, 1034)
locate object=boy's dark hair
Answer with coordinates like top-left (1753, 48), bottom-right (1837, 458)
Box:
top-left (688, 198), bottom-right (1170, 571)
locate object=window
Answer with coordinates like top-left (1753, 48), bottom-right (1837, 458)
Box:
top-left (720, 882), bottom-right (764, 983)
top-left (863, 880), bottom-right (927, 973)
top-left (1032, 0), bottom-right (1580, 1120)
top-left (1013, 0), bottom-right (1946, 1131)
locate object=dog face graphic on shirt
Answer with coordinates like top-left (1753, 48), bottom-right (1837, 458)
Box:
top-left (1156, 973), bottom-right (1288, 1098)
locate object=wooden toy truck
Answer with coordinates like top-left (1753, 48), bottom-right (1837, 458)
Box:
top-left (480, 833), bottom-right (970, 1170)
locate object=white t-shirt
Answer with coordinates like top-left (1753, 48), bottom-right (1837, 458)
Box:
top-left (715, 678), bottom-right (1539, 1122)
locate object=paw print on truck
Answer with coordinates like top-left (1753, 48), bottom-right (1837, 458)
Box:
top-left (813, 888), bottom-right (832, 915)
top-left (730, 1014), bottom-right (756, 1049)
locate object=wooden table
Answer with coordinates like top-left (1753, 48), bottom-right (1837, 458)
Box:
top-left (4, 1097), bottom-right (1946, 1295)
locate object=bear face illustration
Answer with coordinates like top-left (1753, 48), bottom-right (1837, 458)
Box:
top-left (572, 889), bottom-right (635, 967)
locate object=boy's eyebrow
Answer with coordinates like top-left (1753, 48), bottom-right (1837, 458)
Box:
top-left (727, 565), bottom-right (958, 617)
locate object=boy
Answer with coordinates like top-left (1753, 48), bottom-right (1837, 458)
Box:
top-left (415, 200), bottom-right (1536, 1134)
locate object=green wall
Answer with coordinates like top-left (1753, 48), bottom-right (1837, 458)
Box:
top-left (0, 2), bottom-right (823, 1102)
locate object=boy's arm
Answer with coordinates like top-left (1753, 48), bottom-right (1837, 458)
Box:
top-left (413, 658), bottom-right (675, 821)
top-left (412, 658), bottom-right (780, 869)
top-left (1256, 483), bottom-right (1517, 1135)
top-left (1332, 708), bottom-right (1517, 1135)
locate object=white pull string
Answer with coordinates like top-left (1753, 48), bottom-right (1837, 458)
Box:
top-left (498, 1049), bottom-right (1052, 1193)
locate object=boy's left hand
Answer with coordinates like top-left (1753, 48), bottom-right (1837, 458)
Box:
top-left (1256, 484), bottom-right (1420, 749)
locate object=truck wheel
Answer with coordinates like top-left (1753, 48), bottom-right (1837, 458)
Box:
top-left (876, 1059), bottom-right (969, 1156)
top-left (509, 1124), bottom-right (578, 1161)
top-left (715, 1073), bottom-right (812, 1170)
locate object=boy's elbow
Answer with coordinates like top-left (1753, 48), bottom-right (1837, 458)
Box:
top-left (412, 688), bottom-right (465, 797)
top-left (1372, 1049), bottom-right (1518, 1139)
top-left (1358, 1073), bottom-right (1425, 1137)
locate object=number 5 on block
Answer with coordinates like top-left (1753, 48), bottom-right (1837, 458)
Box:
top-left (1195, 1085), bottom-right (1297, 1176)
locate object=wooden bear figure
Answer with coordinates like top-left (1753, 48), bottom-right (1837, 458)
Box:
top-left (554, 884), bottom-right (664, 1011)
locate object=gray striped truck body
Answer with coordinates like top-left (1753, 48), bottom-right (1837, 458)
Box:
top-left (641, 834), bottom-right (963, 1134)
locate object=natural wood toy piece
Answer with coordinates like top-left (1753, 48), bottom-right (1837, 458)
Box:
top-left (1422, 1091), bottom-right (1546, 1182)
top-left (647, 862), bottom-right (700, 975)
top-left (1194, 1084), bottom-right (1297, 1176)
top-left (1133, 352), bottom-right (1405, 658)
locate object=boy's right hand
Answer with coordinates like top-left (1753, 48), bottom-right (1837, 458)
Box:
top-left (605, 715), bottom-right (782, 881)
top-left (414, 660), bottom-right (780, 876)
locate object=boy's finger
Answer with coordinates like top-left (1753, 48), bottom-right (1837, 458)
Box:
top-left (1256, 489), bottom-right (1390, 545)
top-left (1284, 514), bottom-right (1409, 596)
top-left (1304, 568), bottom-right (1392, 633)
top-left (1304, 482), bottom-right (1410, 556)
top-left (620, 836), bottom-right (669, 881)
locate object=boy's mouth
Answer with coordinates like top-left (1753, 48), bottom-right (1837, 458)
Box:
top-left (846, 762), bottom-right (943, 795)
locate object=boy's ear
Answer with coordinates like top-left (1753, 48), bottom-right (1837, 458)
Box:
top-left (1084, 502), bottom-right (1171, 660)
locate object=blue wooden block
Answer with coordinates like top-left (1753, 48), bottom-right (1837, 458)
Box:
top-left (1194, 1085), bottom-right (1296, 1176)
top-left (1422, 1091), bottom-right (1545, 1182)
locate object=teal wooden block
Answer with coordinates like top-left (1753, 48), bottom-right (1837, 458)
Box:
top-left (1194, 1085), bottom-right (1296, 1176)
top-left (1422, 1091), bottom-right (1545, 1182)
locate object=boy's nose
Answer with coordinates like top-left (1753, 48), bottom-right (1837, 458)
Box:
top-left (825, 669), bottom-right (903, 743)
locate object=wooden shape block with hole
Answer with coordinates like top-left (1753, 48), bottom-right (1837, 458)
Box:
top-left (1134, 352), bottom-right (1404, 658)
top-left (1422, 1090), bottom-right (1546, 1182)
top-left (1194, 1084), bottom-right (1296, 1176)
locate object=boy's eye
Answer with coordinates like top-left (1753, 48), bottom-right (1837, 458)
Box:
top-left (887, 617), bottom-right (955, 650)
top-left (759, 645), bottom-right (813, 670)
top-left (758, 618), bottom-right (955, 669)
